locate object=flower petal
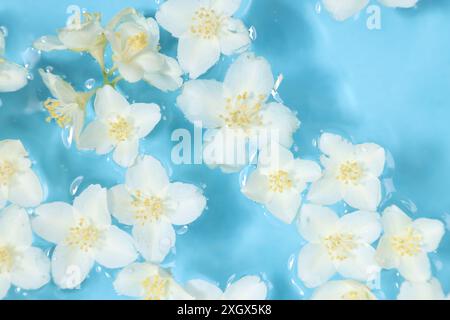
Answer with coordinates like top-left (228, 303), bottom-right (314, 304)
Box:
top-left (398, 253), bottom-right (431, 282)
top-left (143, 54), bottom-right (183, 92)
top-left (113, 262), bottom-right (159, 298)
top-left (375, 236), bottom-right (400, 269)
top-left (95, 226), bottom-right (137, 268)
top-left (323, 0), bottom-right (369, 21)
top-left (397, 278), bottom-right (445, 300)
top-left (129, 103), bottom-right (161, 138)
top-left (338, 210), bottom-right (381, 244)
top-left (78, 120), bottom-right (114, 154)
top-left (219, 17), bottom-right (250, 55)
top-left (0, 61), bottom-right (28, 93)
top-left (297, 204), bottom-right (339, 243)
top-left (312, 280), bottom-right (376, 300)
top-left (33, 202), bottom-right (75, 244)
top-left (224, 52), bottom-right (274, 97)
top-left (336, 245), bottom-right (379, 281)
top-left (241, 169), bottom-right (271, 204)
top-left (341, 176), bottom-right (381, 211)
top-left (73, 185), bottom-right (111, 227)
top-left (166, 182), bottom-right (206, 225)
top-left (94, 85), bottom-right (130, 119)
top-left (51, 244), bottom-right (95, 289)
top-left (307, 176), bottom-right (342, 206)
top-left (132, 219), bottom-right (175, 263)
top-left (33, 35), bottom-right (66, 51)
top-left (297, 243), bottom-right (335, 288)
top-left (8, 169), bottom-right (43, 208)
top-left (108, 184), bottom-right (135, 225)
top-left (126, 155), bottom-right (170, 196)
top-left (381, 205), bottom-right (412, 235)
top-left (10, 247), bottom-right (50, 290)
top-left (223, 276), bottom-right (268, 300)
top-left (318, 133), bottom-right (354, 159)
top-left (291, 159), bottom-right (322, 183)
top-left (412, 218), bottom-right (445, 252)
top-left (211, 0), bottom-right (242, 16)
top-left (0, 205), bottom-right (32, 247)
top-left (355, 143), bottom-right (385, 177)
top-left (156, 0), bottom-right (199, 37)
top-left (177, 79), bottom-right (226, 128)
top-left (266, 190), bottom-right (301, 224)
top-left (260, 103), bottom-right (300, 148)
top-left (0, 275), bottom-right (11, 300)
top-left (178, 34), bottom-right (221, 79)
top-left (113, 139), bottom-right (139, 168)
top-left (39, 69), bottom-right (77, 103)
top-left (185, 279), bottom-right (223, 300)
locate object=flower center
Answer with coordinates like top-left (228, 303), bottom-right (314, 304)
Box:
top-left (123, 32), bottom-right (148, 60)
top-left (268, 170), bottom-right (293, 193)
top-left (390, 227), bottom-right (423, 257)
top-left (65, 218), bottom-right (101, 252)
top-left (323, 233), bottom-right (358, 261)
top-left (44, 99), bottom-right (76, 128)
top-left (341, 290), bottom-right (372, 300)
top-left (220, 92), bottom-right (265, 131)
top-left (337, 161), bottom-right (363, 185)
top-left (131, 191), bottom-right (164, 225)
top-left (0, 246), bottom-right (14, 274)
top-left (190, 8), bottom-right (221, 39)
top-left (0, 161), bottom-right (16, 186)
top-left (108, 116), bottom-right (133, 142)
top-left (141, 275), bottom-right (169, 300)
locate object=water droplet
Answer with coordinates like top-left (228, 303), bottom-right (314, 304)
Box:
top-left (315, 2), bottom-right (322, 14)
top-left (176, 225), bottom-right (189, 235)
top-left (248, 25), bottom-right (257, 41)
top-left (45, 66), bottom-right (54, 73)
top-left (84, 78), bottom-right (95, 90)
top-left (61, 126), bottom-right (74, 149)
top-left (0, 26), bottom-right (8, 37)
top-left (70, 176), bottom-right (84, 196)
top-left (287, 254), bottom-right (296, 270)
top-left (0, 98), bottom-right (2, 108)
top-left (162, 116), bottom-right (167, 121)
top-left (26, 72), bottom-right (34, 80)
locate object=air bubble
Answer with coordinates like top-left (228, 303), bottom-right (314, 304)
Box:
top-left (177, 225), bottom-right (189, 235)
top-left (70, 176), bottom-right (84, 196)
top-left (61, 126), bottom-right (74, 149)
top-left (45, 66), bottom-right (54, 73)
top-left (248, 25), bottom-right (257, 41)
top-left (26, 72), bottom-right (34, 80)
top-left (21, 47), bottom-right (41, 70)
top-left (0, 26), bottom-right (8, 37)
top-left (315, 2), bottom-right (322, 14)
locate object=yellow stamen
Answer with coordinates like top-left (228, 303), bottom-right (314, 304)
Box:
top-left (0, 161), bottom-right (16, 186)
top-left (268, 170), bottom-right (293, 193)
top-left (337, 161), bottom-right (363, 185)
top-left (65, 218), bottom-right (101, 252)
top-left (391, 227), bottom-right (423, 257)
top-left (131, 191), bottom-right (164, 225)
top-left (141, 275), bottom-right (169, 300)
top-left (108, 116), bottom-right (133, 142)
top-left (44, 99), bottom-right (73, 128)
top-left (323, 233), bottom-right (358, 261)
top-left (342, 290), bottom-right (373, 300)
top-left (190, 8), bottom-right (221, 39)
top-left (220, 92), bottom-right (265, 131)
top-left (122, 32), bottom-right (148, 61)
top-left (0, 246), bottom-right (14, 274)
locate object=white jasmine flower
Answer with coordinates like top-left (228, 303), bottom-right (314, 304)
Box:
top-left (375, 205), bottom-right (444, 282)
top-left (0, 140), bottom-right (43, 209)
top-left (311, 280), bottom-right (377, 300)
top-left (397, 278), bottom-right (445, 300)
top-left (34, 11), bottom-right (107, 68)
top-left (0, 30), bottom-right (28, 93)
top-left (79, 85), bottom-right (161, 167)
top-left (177, 52), bottom-right (300, 172)
top-left (32, 184), bottom-right (138, 289)
top-left (297, 204), bottom-right (381, 288)
top-left (39, 69), bottom-right (93, 145)
top-left (307, 133), bottom-right (385, 211)
top-left (242, 145), bottom-right (321, 224)
top-left (114, 262), bottom-right (192, 300)
top-left (0, 205), bottom-right (51, 300)
top-left (323, 0), bottom-right (418, 21)
top-left (156, 0), bottom-right (251, 78)
top-left (185, 275), bottom-right (268, 300)
top-left (106, 8), bottom-right (183, 91)
top-left (108, 155), bottom-right (207, 263)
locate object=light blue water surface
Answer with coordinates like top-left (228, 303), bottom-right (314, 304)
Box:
top-left (1, 0), bottom-right (450, 300)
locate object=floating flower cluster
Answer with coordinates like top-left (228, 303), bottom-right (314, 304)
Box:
top-left (0, 0), bottom-right (444, 300)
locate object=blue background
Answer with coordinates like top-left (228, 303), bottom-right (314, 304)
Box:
top-left (0, 0), bottom-right (449, 299)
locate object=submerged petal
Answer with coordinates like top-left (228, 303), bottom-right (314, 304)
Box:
top-left (113, 139), bottom-right (139, 168)
top-left (10, 247), bottom-right (50, 290)
top-left (129, 103), bottom-right (161, 138)
top-left (33, 202), bottom-right (76, 244)
top-left (297, 204), bottom-right (339, 243)
top-left (166, 182), bottom-right (206, 225)
top-left (8, 169), bottom-right (44, 208)
top-left (185, 279), bottom-right (223, 300)
top-left (73, 184), bottom-right (111, 227)
top-left (156, 0), bottom-right (199, 38)
top-left (219, 18), bottom-right (250, 55)
top-left (297, 243), bottom-right (335, 288)
top-left (95, 226), bottom-right (137, 268)
top-left (0, 205), bottom-right (33, 247)
top-left (323, 0), bottom-right (369, 21)
top-left (0, 61), bottom-right (28, 93)
top-left (398, 278), bottom-right (445, 300)
top-left (412, 218), bottom-right (445, 253)
top-left (126, 155), bottom-right (170, 196)
top-left (223, 276), bottom-right (268, 300)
